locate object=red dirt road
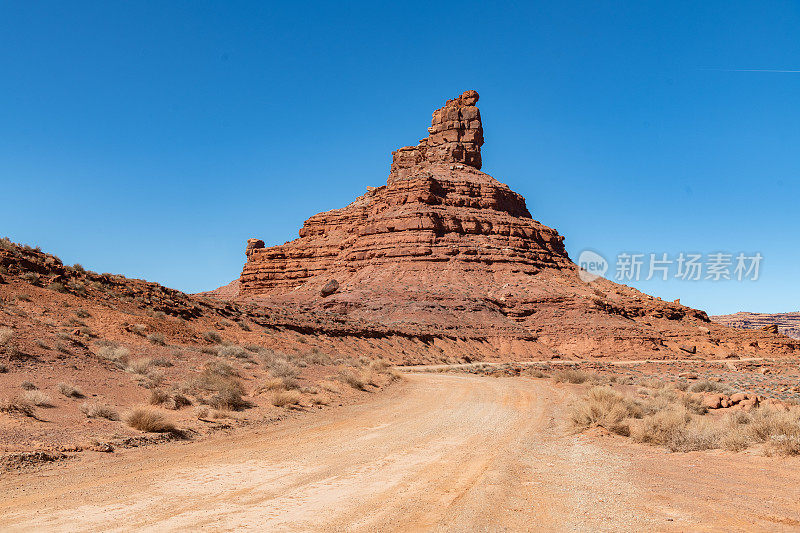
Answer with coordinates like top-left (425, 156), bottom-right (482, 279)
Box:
top-left (1, 373), bottom-right (799, 531)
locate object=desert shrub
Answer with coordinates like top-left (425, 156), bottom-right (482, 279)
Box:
top-left (57, 382), bottom-right (84, 398)
top-left (21, 390), bottom-right (53, 407)
top-left (369, 359), bottom-right (391, 372)
top-left (0, 327), bottom-right (13, 345)
top-left (74, 308), bottom-right (91, 318)
top-left (203, 331), bottom-right (222, 343)
top-left (72, 263), bottom-right (85, 272)
top-left (126, 408), bottom-right (177, 433)
top-left (149, 389), bottom-right (191, 410)
top-left (49, 282), bottom-right (66, 293)
top-left (150, 358), bottom-right (173, 367)
top-left (98, 345), bottom-right (130, 365)
top-left (16, 294), bottom-right (31, 302)
top-left (217, 344), bottom-right (249, 359)
top-left (271, 390), bottom-right (302, 407)
top-left (244, 344), bottom-right (261, 353)
top-left (147, 333), bottom-right (166, 346)
top-left (553, 369), bottom-right (593, 384)
top-left (80, 402), bottom-right (119, 420)
top-left (260, 376), bottom-right (299, 393)
top-left (571, 386), bottom-right (640, 436)
top-left (338, 369), bottom-right (368, 391)
top-left (210, 386), bottom-right (250, 411)
top-left (126, 358), bottom-right (152, 374)
top-left (20, 381), bottom-right (37, 390)
top-left (236, 321), bottom-right (251, 331)
top-left (0, 364), bottom-right (6, 374)
top-left (688, 380), bottom-right (724, 393)
top-left (268, 358), bottom-right (300, 379)
top-left (305, 349), bottom-right (332, 365)
top-left (130, 323), bottom-right (148, 336)
top-left (0, 397), bottom-right (36, 417)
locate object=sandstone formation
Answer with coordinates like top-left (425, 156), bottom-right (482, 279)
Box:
top-left (227, 91), bottom-right (799, 361)
top-left (712, 312), bottom-right (800, 340)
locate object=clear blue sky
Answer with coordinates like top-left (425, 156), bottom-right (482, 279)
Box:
top-left (1, 1), bottom-right (798, 315)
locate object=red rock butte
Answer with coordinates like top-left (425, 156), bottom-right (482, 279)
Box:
top-left (231, 90), bottom-right (799, 360)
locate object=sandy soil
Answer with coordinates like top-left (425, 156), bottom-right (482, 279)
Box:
top-left (1, 373), bottom-right (799, 532)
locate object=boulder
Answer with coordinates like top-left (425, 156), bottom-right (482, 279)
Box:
top-left (320, 279), bottom-right (339, 297)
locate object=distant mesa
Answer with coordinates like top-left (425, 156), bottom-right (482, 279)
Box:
top-left (206, 90), bottom-right (799, 361)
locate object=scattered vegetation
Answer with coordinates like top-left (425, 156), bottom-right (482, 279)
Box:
top-left (97, 345), bottom-right (130, 366)
top-left (147, 333), bottom-right (166, 346)
top-left (21, 390), bottom-right (53, 407)
top-left (271, 390), bottom-right (302, 407)
top-left (126, 407), bottom-right (177, 433)
top-left (0, 327), bottom-right (13, 345)
top-left (57, 382), bottom-right (84, 398)
top-left (203, 331), bottom-right (222, 343)
top-left (0, 397), bottom-right (36, 417)
top-left (553, 369), bottom-right (594, 384)
top-left (80, 402), bottom-right (120, 420)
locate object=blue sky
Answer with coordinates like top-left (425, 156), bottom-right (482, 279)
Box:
top-left (1, 1), bottom-right (798, 315)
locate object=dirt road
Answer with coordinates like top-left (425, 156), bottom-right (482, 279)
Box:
top-left (1, 373), bottom-right (799, 532)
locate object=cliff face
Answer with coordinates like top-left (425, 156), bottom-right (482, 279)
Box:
top-left (712, 312), bottom-right (800, 340)
top-left (232, 91), bottom-right (800, 361)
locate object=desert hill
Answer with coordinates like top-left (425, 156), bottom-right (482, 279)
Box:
top-left (213, 90), bottom-right (798, 361)
top-left (0, 238), bottom-right (400, 467)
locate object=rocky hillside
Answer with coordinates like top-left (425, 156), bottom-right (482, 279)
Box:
top-left (217, 90), bottom-right (799, 361)
top-left (712, 312), bottom-right (800, 340)
top-left (0, 238), bottom-right (400, 467)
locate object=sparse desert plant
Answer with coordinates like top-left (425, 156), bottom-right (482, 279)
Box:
top-left (16, 294), bottom-right (31, 302)
top-left (306, 349), bottom-right (333, 365)
top-left (217, 344), bottom-right (249, 359)
top-left (688, 380), bottom-right (724, 393)
top-left (209, 385), bottom-right (250, 411)
top-left (553, 368), bottom-right (593, 384)
top-left (0, 397), bottom-right (36, 417)
top-left (147, 333), bottom-right (166, 346)
top-left (269, 358), bottom-right (300, 379)
top-left (20, 381), bottom-right (37, 390)
top-left (369, 359), bottom-right (391, 372)
top-left (150, 357), bottom-right (173, 367)
top-left (570, 386), bottom-right (639, 436)
top-left (130, 323), bottom-right (148, 336)
top-left (74, 307), bottom-right (91, 318)
top-left (0, 327), bottom-right (13, 345)
top-left (338, 369), bottom-right (368, 391)
top-left (0, 364), bottom-right (8, 373)
top-left (98, 345), bottom-right (130, 365)
top-left (126, 358), bottom-right (152, 374)
top-left (49, 282), bottom-right (66, 293)
top-left (80, 402), bottom-right (119, 420)
top-left (271, 390), bottom-right (302, 407)
top-left (21, 390), bottom-right (53, 407)
top-left (126, 407), bottom-right (177, 433)
top-left (203, 330), bottom-right (222, 343)
top-left (57, 382), bottom-right (84, 398)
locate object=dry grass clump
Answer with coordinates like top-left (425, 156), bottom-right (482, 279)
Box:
top-left (146, 333), bottom-right (166, 346)
top-left (688, 380), bottom-right (725, 393)
top-left (575, 383), bottom-right (800, 455)
top-left (553, 368), bottom-right (595, 384)
top-left (98, 345), bottom-right (130, 365)
top-left (338, 368), bottom-right (368, 391)
top-left (126, 358), bottom-right (152, 374)
top-left (0, 397), bottom-right (36, 417)
top-left (305, 349), bottom-right (333, 365)
top-left (0, 327), bottom-right (13, 345)
top-left (149, 389), bottom-right (192, 410)
top-left (203, 331), bottom-right (223, 343)
top-left (268, 358), bottom-right (300, 379)
top-left (271, 390), bottom-right (302, 407)
top-left (20, 381), bottom-right (37, 390)
top-left (570, 386), bottom-right (640, 436)
top-left (217, 344), bottom-right (249, 359)
top-left (126, 407), bottom-right (177, 433)
top-left (57, 382), bottom-right (84, 398)
top-left (80, 402), bottom-right (120, 420)
top-left (21, 390), bottom-right (53, 407)
top-left (188, 361), bottom-right (249, 411)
